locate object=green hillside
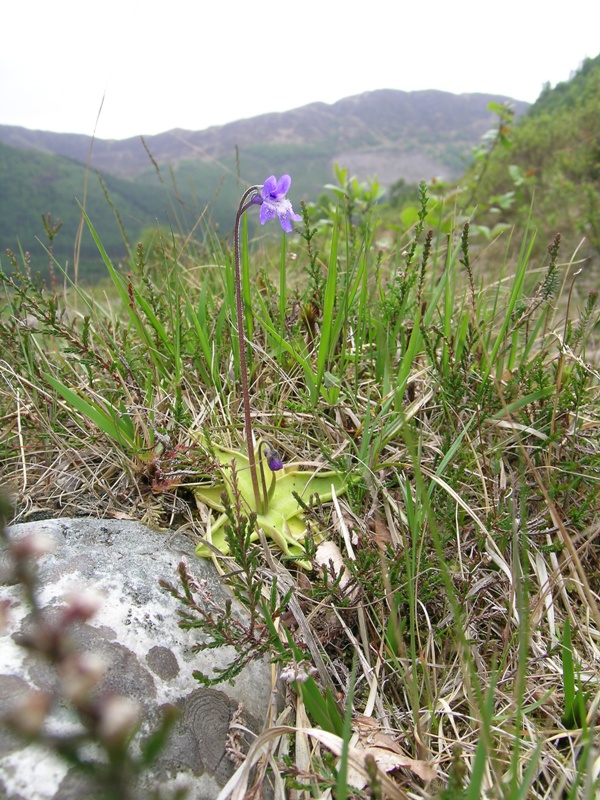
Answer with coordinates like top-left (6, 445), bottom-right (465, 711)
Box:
top-left (146, 142), bottom-right (332, 218)
top-left (0, 141), bottom-right (329, 281)
top-left (0, 142), bottom-right (176, 281)
top-left (461, 54), bottom-right (600, 262)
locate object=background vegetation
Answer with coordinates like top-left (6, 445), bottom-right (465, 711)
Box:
top-left (453, 54), bottom-right (600, 265)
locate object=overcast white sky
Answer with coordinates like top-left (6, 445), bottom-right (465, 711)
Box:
top-left (2, 0), bottom-right (599, 141)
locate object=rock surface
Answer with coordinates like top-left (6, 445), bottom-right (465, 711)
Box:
top-left (0, 519), bottom-right (273, 799)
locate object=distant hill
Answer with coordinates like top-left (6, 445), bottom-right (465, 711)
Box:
top-left (0, 89), bottom-right (528, 280)
top-left (0, 89), bottom-right (528, 181)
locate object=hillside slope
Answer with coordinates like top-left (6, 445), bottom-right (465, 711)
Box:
top-left (462, 54), bottom-right (600, 263)
top-left (0, 142), bottom-right (177, 279)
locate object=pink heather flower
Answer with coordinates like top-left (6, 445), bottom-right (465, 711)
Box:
top-left (61, 590), bottom-right (103, 624)
top-left (12, 533), bottom-right (57, 559)
top-left (98, 696), bottom-right (140, 742)
top-left (60, 653), bottom-right (108, 702)
top-left (258, 175), bottom-right (302, 233)
top-left (5, 690), bottom-right (51, 735)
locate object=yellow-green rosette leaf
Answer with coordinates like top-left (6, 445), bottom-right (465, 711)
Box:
top-left (193, 445), bottom-right (345, 567)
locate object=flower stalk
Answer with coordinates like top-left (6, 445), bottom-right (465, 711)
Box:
top-left (233, 185), bottom-right (263, 513)
top-left (232, 176), bottom-right (301, 515)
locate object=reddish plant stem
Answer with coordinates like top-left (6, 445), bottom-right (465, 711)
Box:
top-left (234, 186), bottom-right (263, 513)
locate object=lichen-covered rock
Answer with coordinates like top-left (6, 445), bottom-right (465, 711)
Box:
top-left (0, 519), bottom-right (273, 799)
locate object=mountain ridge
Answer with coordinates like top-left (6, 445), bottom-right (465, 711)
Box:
top-left (0, 88), bottom-right (529, 181)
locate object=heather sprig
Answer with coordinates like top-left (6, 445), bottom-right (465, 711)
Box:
top-left (0, 513), bottom-right (177, 798)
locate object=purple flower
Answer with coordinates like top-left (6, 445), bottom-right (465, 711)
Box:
top-left (258, 175), bottom-right (302, 233)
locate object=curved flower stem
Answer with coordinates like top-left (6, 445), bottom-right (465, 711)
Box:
top-left (233, 185), bottom-right (263, 513)
top-left (256, 440), bottom-right (273, 516)
top-left (257, 442), bottom-right (269, 517)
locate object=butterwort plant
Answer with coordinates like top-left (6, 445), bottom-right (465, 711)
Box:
top-left (233, 175), bottom-right (301, 512)
top-left (194, 176), bottom-right (345, 565)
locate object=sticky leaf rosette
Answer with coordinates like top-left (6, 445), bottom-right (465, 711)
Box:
top-left (194, 444), bottom-right (346, 566)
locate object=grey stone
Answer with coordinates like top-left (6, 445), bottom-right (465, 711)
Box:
top-left (0, 519), bottom-right (273, 800)
top-left (0, 676), bottom-right (35, 758)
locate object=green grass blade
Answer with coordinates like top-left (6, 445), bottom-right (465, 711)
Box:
top-left (316, 214), bottom-right (339, 392)
top-left (255, 312), bottom-right (317, 402)
top-left (43, 373), bottom-right (136, 449)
